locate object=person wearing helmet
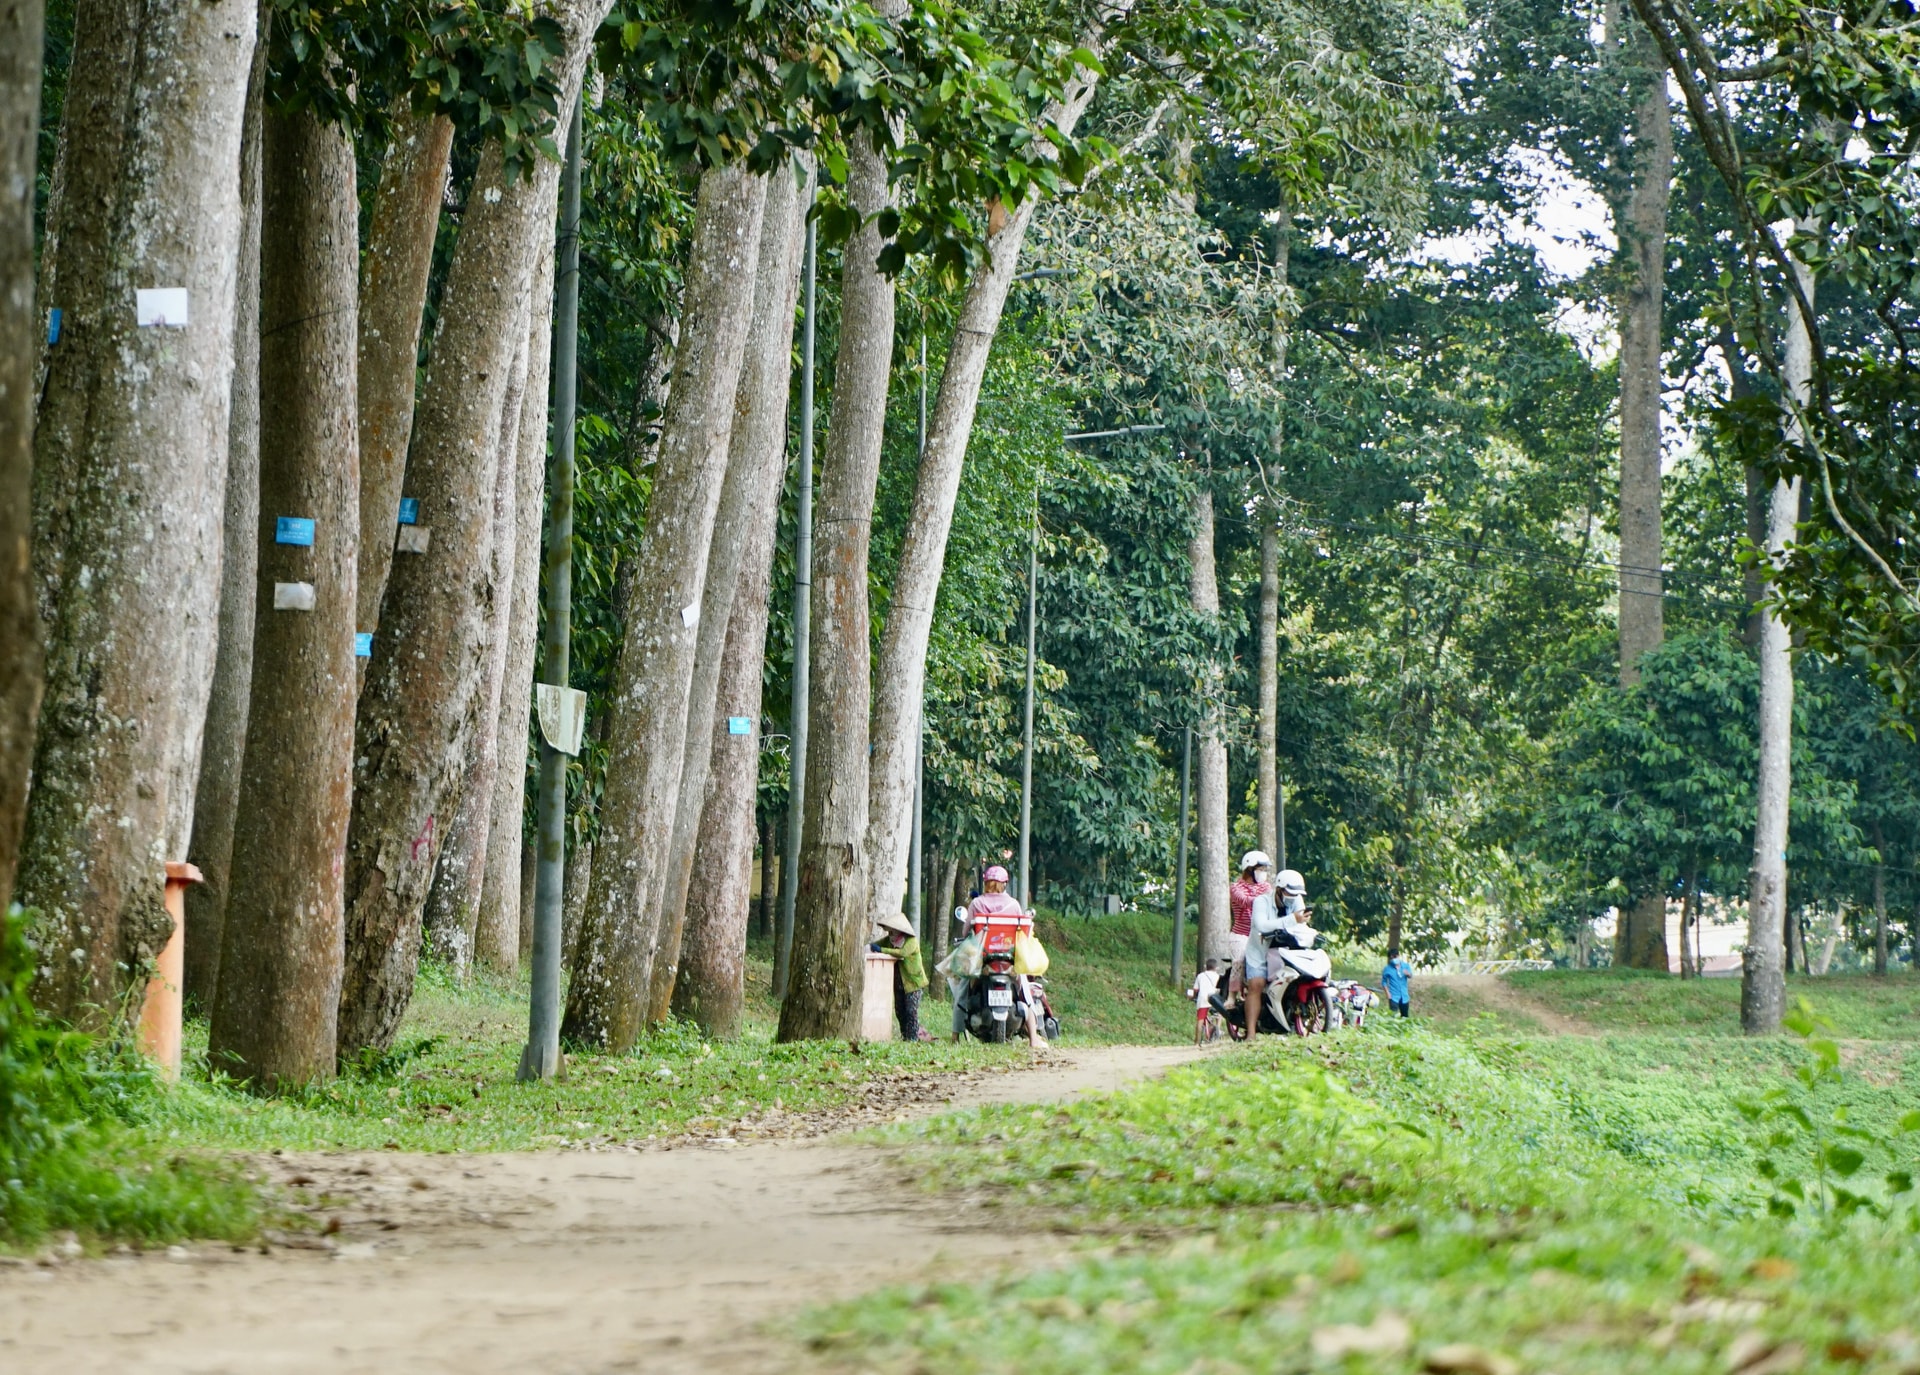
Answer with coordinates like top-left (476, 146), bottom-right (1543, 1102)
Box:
top-left (1231, 852), bottom-right (1276, 1040)
top-left (968, 865), bottom-right (1028, 924)
top-left (957, 865), bottom-right (1047, 1049)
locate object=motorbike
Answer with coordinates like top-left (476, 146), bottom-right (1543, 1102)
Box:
top-left (948, 905), bottom-right (1057, 1043)
top-left (1211, 917), bottom-right (1336, 1037)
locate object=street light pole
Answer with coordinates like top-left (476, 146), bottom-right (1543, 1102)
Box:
top-left (1171, 724), bottom-right (1192, 984)
top-left (909, 330), bottom-right (927, 936)
top-left (519, 95), bottom-right (582, 1082)
top-left (1017, 506), bottom-right (1037, 907)
top-left (773, 212), bottom-right (816, 1000)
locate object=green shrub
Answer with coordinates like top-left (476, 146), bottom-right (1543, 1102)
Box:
top-left (0, 907), bottom-right (258, 1248)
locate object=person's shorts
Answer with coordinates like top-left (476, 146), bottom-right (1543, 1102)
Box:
top-left (1242, 938), bottom-right (1269, 982)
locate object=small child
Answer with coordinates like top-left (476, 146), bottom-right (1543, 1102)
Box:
top-left (1381, 946), bottom-right (1413, 1018)
top-left (1187, 959), bottom-right (1223, 1045)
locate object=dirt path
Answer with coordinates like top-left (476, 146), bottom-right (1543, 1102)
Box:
top-left (0, 1043), bottom-right (1208, 1375)
top-left (1428, 974), bottom-right (1595, 1036)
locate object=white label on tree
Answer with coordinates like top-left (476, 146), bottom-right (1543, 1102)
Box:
top-left (273, 581), bottom-right (315, 611)
top-left (136, 288), bottom-right (190, 327)
top-left (395, 525), bottom-right (431, 555)
top-left (536, 684), bottom-right (588, 756)
top-left (680, 603), bottom-right (700, 629)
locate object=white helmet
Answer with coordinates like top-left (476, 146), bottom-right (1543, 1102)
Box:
top-left (1275, 868), bottom-right (1306, 896)
top-left (1239, 850), bottom-right (1271, 874)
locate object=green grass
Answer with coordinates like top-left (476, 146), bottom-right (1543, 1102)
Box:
top-left (813, 1020), bottom-right (1920, 1373)
top-left (2, 910), bottom-right (259, 1250)
top-left (1027, 911), bottom-right (1196, 1045)
top-left (1502, 968), bottom-right (1920, 1038)
top-left (153, 953), bottom-right (1024, 1155)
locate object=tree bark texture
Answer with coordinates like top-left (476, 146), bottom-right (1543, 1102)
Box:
top-left (1742, 253), bottom-right (1812, 1035)
top-left (184, 28), bottom-right (265, 1008)
top-left (338, 2), bottom-right (607, 1057)
top-left (561, 837), bottom-right (590, 966)
top-left (421, 318), bottom-right (529, 974)
top-left (206, 107), bottom-right (359, 1088)
top-left (21, 0), bottom-right (255, 1021)
top-left (1188, 488), bottom-right (1230, 965)
top-left (1615, 893), bottom-right (1669, 973)
top-left (864, 77), bottom-right (1100, 932)
top-left (561, 164), bottom-right (767, 1052)
top-left (667, 169), bottom-right (809, 1034)
top-left (778, 124), bottom-right (899, 1043)
top-left (1614, 33), bottom-right (1671, 688)
top-left (0, 0), bottom-right (46, 913)
top-left (650, 161), bottom-right (808, 1027)
top-left (355, 108), bottom-right (454, 641)
top-left (476, 243), bottom-right (556, 973)
top-left (1257, 522), bottom-right (1279, 861)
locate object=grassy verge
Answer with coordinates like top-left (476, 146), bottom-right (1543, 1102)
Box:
top-left (1502, 967), bottom-right (1920, 1037)
top-left (813, 1016), bottom-right (1920, 1373)
top-left (2, 911), bottom-right (258, 1250)
top-left (152, 953), bottom-right (1023, 1155)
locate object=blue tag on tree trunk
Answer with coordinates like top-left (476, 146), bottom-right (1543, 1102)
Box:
top-left (727, 716), bottom-right (752, 735)
top-left (275, 516), bottom-right (315, 546)
top-left (355, 632), bottom-right (373, 657)
top-left (47, 309), bottom-right (61, 344)
top-left (397, 498), bottom-right (419, 525)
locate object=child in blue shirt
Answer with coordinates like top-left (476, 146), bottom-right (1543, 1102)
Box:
top-left (1381, 947), bottom-right (1413, 1018)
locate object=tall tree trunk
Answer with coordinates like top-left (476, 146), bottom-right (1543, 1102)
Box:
top-left (21, 0), bottom-right (255, 1020)
top-left (0, 0), bottom-right (46, 913)
top-left (650, 160), bottom-right (808, 1026)
top-left (1189, 488), bottom-right (1230, 964)
top-left (561, 838), bottom-right (590, 965)
top-left (1607, 17), bottom-right (1674, 975)
top-left (421, 321), bottom-right (529, 974)
top-left (863, 76), bottom-right (1101, 930)
top-left (1612, 10), bottom-right (1670, 691)
top-left (1677, 868), bottom-right (1695, 978)
top-left (755, 814), bottom-right (776, 941)
top-left (1873, 821), bottom-right (1888, 977)
top-left (930, 852), bottom-right (957, 996)
top-left (1256, 522), bottom-right (1279, 860)
top-left (476, 243), bottom-right (556, 973)
top-left (561, 164), bottom-right (767, 1052)
top-left (1742, 252), bottom-right (1812, 1035)
top-left (338, 6), bottom-right (606, 1057)
top-left (778, 117), bottom-right (900, 1044)
top-left (207, 106), bottom-right (358, 1087)
top-left (355, 108), bottom-right (454, 642)
top-left (182, 25), bottom-right (265, 1010)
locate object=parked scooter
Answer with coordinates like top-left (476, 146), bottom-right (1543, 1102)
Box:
top-left (948, 906), bottom-right (1019, 1043)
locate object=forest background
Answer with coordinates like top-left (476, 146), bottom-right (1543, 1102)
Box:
top-left (2, 0), bottom-right (1919, 1107)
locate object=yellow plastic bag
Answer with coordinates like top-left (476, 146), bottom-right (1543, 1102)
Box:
top-left (1012, 932), bottom-right (1049, 977)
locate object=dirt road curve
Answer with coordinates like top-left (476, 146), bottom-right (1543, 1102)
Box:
top-left (1, 1044), bottom-right (1205, 1375)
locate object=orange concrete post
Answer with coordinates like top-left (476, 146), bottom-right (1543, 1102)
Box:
top-left (137, 861), bottom-right (203, 1080)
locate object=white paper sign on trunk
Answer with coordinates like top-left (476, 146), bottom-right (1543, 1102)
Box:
top-left (136, 288), bottom-right (190, 327)
top-left (536, 684), bottom-right (588, 757)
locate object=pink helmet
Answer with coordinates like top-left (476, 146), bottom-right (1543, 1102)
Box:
top-left (983, 864), bottom-right (1010, 883)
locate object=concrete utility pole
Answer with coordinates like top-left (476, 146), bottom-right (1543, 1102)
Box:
top-left (773, 212), bottom-right (816, 999)
top-left (520, 96), bottom-right (582, 1082)
top-left (910, 331), bottom-right (927, 934)
top-left (1017, 505), bottom-right (1038, 906)
top-left (1171, 725), bottom-right (1192, 983)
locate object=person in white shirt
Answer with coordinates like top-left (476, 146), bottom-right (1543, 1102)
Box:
top-left (1187, 959), bottom-right (1223, 1044)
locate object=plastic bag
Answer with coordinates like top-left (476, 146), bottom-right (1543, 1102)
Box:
top-left (938, 933), bottom-right (984, 980)
top-left (1012, 932), bottom-right (1049, 977)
